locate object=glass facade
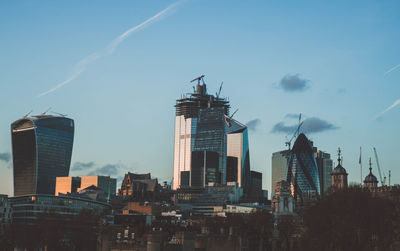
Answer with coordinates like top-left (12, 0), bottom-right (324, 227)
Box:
top-left (9, 194), bottom-right (111, 224)
top-left (271, 150), bottom-right (290, 197)
top-left (11, 115), bottom-right (74, 196)
top-left (172, 80), bottom-right (250, 190)
top-left (287, 133), bottom-right (321, 202)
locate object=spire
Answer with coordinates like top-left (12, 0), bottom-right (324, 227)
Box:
top-left (337, 147), bottom-right (342, 165)
top-left (369, 157), bottom-right (373, 174)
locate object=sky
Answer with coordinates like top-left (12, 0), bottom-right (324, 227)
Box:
top-left (1, 0), bottom-right (399, 196)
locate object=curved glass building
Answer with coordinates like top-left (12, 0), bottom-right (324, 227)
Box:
top-left (11, 115), bottom-right (74, 196)
top-left (286, 133), bottom-right (320, 203)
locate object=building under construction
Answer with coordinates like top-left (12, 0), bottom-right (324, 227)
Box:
top-left (172, 76), bottom-right (251, 191)
top-left (175, 75), bottom-right (230, 118)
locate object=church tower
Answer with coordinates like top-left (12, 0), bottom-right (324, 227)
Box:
top-left (364, 158), bottom-right (378, 190)
top-left (331, 147), bottom-right (348, 191)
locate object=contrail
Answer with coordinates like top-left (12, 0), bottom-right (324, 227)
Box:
top-left (384, 63), bottom-right (400, 76)
top-left (376, 98), bottom-right (400, 119)
top-left (38, 1), bottom-right (181, 97)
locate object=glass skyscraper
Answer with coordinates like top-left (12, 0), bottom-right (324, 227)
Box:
top-left (11, 115), bottom-right (74, 196)
top-left (286, 133), bottom-right (321, 203)
top-left (173, 77), bottom-right (250, 190)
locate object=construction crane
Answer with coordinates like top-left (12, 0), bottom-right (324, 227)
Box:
top-left (23, 110), bottom-right (33, 118)
top-left (216, 82), bottom-right (223, 99)
top-left (373, 147), bottom-right (386, 186)
top-left (285, 113), bottom-right (303, 150)
top-left (41, 107), bottom-right (51, 115)
top-left (224, 108), bottom-right (238, 127)
top-left (190, 75), bottom-right (205, 85)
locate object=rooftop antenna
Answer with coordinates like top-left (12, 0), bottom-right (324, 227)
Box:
top-left (23, 110), bottom-right (33, 118)
top-left (41, 107), bottom-right (51, 115)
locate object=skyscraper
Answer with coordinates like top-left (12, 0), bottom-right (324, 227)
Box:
top-left (11, 115), bottom-right (74, 196)
top-left (271, 150), bottom-right (290, 196)
top-left (316, 150), bottom-right (333, 196)
top-left (287, 133), bottom-right (321, 203)
top-left (173, 76), bottom-right (250, 190)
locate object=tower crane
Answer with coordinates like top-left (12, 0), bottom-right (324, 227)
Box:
top-left (373, 147), bottom-right (386, 186)
top-left (285, 113), bottom-right (303, 150)
top-left (216, 82), bottom-right (223, 99)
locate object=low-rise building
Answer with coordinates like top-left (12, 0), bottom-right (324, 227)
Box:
top-left (55, 175), bottom-right (116, 196)
top-left (10, 194), bottom-right (112, 225)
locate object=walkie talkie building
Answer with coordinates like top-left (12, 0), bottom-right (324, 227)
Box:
top-left (11, 115), bottom-right (74, 196)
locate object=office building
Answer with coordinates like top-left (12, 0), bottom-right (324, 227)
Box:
top-left (79, 176), bottom-right (116, 195)
top-left (9, 194), bottom-right (112, 225)
top-left (173, 77), bottom-right (229, 190)
top-left (173, 76), bottom-right (250, 190)
top-left (0, 195), bottom-right (11, 235)
top-left (55, 175), bottom-right (116, 196)
top-left (248, 171), bottom-right (263, 201)
top-left (316, 150), bottom-right (333, 196)
top-left (55, 176), bottom-right (81, 195)
top-left (11, 115), bottom-right (74, 196)
top-left (287, 133), bottom-right (321, 203)
top-left (271, 150), bottom-right (290, 196)
top-left (226, 118), bottom-right (251, 190)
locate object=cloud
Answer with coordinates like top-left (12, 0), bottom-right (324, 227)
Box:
top-left (246, 119), bottom-right (261, 131)
top-left (271, 122), bottom-right (298, 134)
top-left (337, 88), bottom-right (346, 94)
top-left (384, 64), bottom-right (400, 76)
top-left (87, 164), bottom-right (120, 176)
top-left (301, 117), bottom-right (339, 133)
top-left (285, 113), bottom-right (301, 119)
top-left (271, 117), bottom-right (338, 134)
top-left (279, 74), bottom-right (310, 92)
top-left (0, 152), bottom-right (11, 169)
top-left (376, 98), bottom-right (400, 119)
top-left (0, 153), bottom-right (11, 163)
top-left (71, 161), bottom-right (95, 171)
top-left (38, 1), bottom-right (183, 97)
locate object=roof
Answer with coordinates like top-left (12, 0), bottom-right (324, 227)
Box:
top-left (332, 164), bottom-right (347, 175)
top-left (292, 133), bottom-right (313, 154)
top-left (364, 171), bottom-right (378, 183)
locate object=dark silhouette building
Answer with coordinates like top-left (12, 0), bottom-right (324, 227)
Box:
top-left (331, 148), bottom-right (348, 191)
top-left (118, 172), bottom-right (159, 201)
top-left (364, 158), bottom-right (378, 190)
top-left (11, 115), bottom-right (74, 196)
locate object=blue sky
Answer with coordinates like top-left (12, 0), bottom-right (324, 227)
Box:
top-left (1, 0), bottom-right (399, 196)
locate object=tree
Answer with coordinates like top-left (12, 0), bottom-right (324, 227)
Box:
top-left (299, 186), bottom-right (400, 251)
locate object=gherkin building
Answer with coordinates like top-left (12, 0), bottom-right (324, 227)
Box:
top-left (287, 133), bottom-right (321, 203)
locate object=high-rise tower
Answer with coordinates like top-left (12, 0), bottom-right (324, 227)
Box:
top-left (173, 76), bottom-right (250, 190)
top-left (287, 133), bottom-right (321, 203)
top-left (11, 115), bottom-right (74, 196)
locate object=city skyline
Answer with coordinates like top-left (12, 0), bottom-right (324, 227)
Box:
top-left (1, 0), bottom-right (400, 196)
